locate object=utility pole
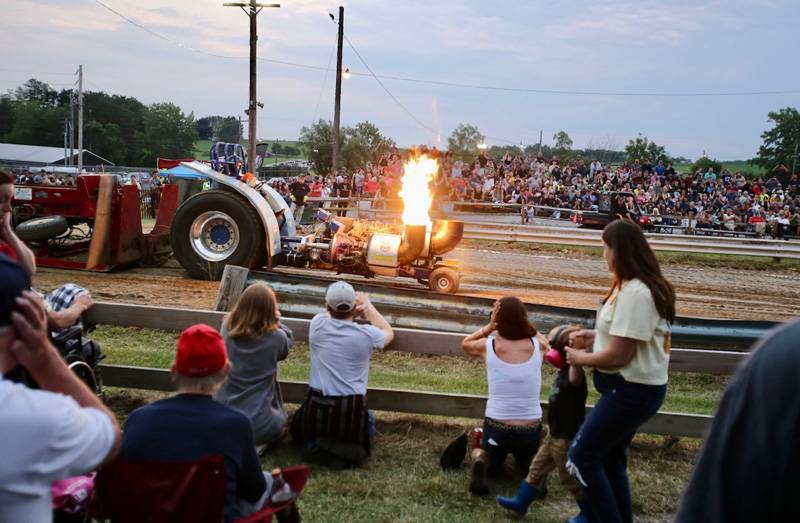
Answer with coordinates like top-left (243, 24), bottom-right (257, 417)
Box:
top-left (69, 92), bottom-right (74, 166)
top-left (224, 1), bottom-right (279, 173)
top-left (331, 5), bottom-right (344, 176)
top-left (538, 129), bottom-right (543, 154)
top-left (792, 141), bottom-right (799, 177)
top-left (76, 65), bottom-right (83, 174)
top-left (63, 118), bottom-right (68, 167)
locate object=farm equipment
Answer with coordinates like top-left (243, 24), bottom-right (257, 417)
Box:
top-left (11, 141), bottom-right (463, 292)
top-left (12, 175), bottom-right (179, 271)
top-left (169, 161), bottom-right (463, 292)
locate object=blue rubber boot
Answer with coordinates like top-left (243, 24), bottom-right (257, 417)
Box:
top-left (496, 481), bottom-right (540, 517)
top-left (566, 500), bottom-right (590, 523)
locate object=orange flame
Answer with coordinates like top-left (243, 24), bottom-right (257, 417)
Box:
top-left (399, 155), bottom-right (438, 226)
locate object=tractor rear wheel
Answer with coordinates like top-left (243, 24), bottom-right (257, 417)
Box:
top-left (428, 267), bottom-right (460, 294)
top-left (171, 189), bottom-right (266, 280)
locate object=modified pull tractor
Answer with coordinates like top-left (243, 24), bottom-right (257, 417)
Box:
top-left (169, 161), bottom-right (463, 293)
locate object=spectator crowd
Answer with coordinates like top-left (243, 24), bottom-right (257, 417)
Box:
top-left (267, 147), bottom-right (800, 239)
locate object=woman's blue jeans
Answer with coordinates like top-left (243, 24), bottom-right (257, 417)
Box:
top-left (567, 371), bottom-right (666, 523)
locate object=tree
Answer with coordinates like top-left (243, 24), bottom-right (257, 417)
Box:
top-left (340, 121), bottom-right (395, 172)
top-left (552, 130), bottom-right (573, 151)
top-left (752, 107), bottom-right (800, 172)
top-left (84, 121), bottom-right (126, 164)
top-left (14, 78), bottom-right (59, 107)
top-left (0, 96), bottom-right (15, 140)
top-left (196, 116), bottom-right (219, 140)
top-left (213, 116), bottom-right (241, 143)
top-left (447, 123), bottom-right (482, 159)
top-left (691, 156), bottom-right (723, 176)
top-left (4, 100), bottom-right (67, 147)
top-left (625, 134), bottom-right (669, 163)
top-left (136, 102), bottom-right (197, 165)
top-left (299, 119), bottom-right (334, 174)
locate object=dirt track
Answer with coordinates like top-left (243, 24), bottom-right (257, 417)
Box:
top-left (31, 244), bottom-right (800, 321)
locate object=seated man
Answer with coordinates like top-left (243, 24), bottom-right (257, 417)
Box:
top-left (291, 281), bottom-right (394, 464)
top-left (0, 256), bottom-right (121, 521)
top-left (119, 324), bottom-right (269, 522)
top-left (43, 283), bottom-right (94, 334)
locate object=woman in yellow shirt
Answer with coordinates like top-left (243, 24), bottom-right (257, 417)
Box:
top-left (565, 219), bottom-right (675, 523)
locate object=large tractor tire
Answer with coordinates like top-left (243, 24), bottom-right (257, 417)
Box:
top-left (15, 215), bottom-right (69, 242)
top-left (171, 189), bottom-right (266, 280)
top-left (428, 266), bottom-right (460, 294)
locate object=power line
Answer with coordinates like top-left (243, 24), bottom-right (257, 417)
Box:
top-left (310, 31), bottom-right (337, 124)
top-left (93, 0), bottom-right (800, 99)
top-left (343, 35), bottom-right (437, 136)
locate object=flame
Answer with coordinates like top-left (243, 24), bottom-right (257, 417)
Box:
top-left (399, 155), bottom-right (438, 226)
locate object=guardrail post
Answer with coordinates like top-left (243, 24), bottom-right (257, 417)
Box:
top-left (213, 265), bottom-right (249, 312)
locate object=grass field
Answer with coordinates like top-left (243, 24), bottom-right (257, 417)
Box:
top-left (673, 160), bottom-right (765, 178)
top-left (99, 326), bottom-right (709, 521)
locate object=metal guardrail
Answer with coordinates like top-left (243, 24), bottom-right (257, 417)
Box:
top-left (248, 271), bottom-right (773, 351)
top-left (99, 364), bottom-right (712, 438)
top-left (85, 301), bottom-right (729, 438)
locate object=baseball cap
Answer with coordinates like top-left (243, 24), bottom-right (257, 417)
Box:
top-left (175, 324), bottom-right (227, 377)
top-left (0, 255), bottom-right (31, 327)
top-left (326, 281), bottom-right (356, 313)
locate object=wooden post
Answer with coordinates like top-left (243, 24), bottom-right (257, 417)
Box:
top-left (214, 265), bottom-right (249, 312)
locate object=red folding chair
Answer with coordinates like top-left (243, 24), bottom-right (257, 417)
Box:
top-left (90, 455), bottom-right (310, 523)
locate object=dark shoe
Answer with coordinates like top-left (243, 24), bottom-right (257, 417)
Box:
top-left (496, 480), bottom-right (540, 517)
top-left (440, 431), bottom-right (468, 470)
top-left (565, 500), bottom-right (590, 523)
top-left (469, 459), bottom-right (489, 496)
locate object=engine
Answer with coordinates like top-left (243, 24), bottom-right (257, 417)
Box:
top-left (283, 210), bottom-right (463, 281)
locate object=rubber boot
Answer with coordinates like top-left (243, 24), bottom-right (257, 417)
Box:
top-left (495, 480), bottom-right (540, 517)
top-left (566, 500), bottom-right (590, 523)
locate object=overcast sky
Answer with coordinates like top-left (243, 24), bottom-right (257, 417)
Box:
top-left (2, 0), bottom-right (798, 160)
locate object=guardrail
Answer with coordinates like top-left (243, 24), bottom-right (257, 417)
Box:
top-left (248, 271), bottom-right (771, 351)
top-left (86, 301), bottom-right (743, 438)
top-left (85, 302), bottom-right (749, 375)
top-left (99, 364), bottom-right (711, 438)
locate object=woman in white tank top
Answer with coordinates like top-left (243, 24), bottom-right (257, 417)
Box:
top-left (461, 296), bottom-right (549, 496)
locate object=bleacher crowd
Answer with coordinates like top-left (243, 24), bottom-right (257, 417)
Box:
top-left (272, 147), bottom-right (800, 238)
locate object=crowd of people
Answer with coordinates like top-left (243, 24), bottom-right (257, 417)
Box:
top-left (2, 164), bottom-right (800, 522)
top-left (267, 148), bottom-right (800, 238)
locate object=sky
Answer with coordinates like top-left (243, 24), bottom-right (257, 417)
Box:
top-left (1, 0), bottom-right (799, 160)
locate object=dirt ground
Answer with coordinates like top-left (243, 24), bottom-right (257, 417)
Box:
top-left (31, 243), bottom-right (800, 321)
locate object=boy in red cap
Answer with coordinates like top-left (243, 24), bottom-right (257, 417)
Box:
top-left (119, 324), bottom-right (269, 522)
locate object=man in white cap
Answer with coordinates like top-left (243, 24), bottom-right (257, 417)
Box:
top-left (291, 281), bottom-right (394, 465)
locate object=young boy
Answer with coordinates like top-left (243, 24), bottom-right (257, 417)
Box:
top-left (496, 325), bottom-right (589, 522)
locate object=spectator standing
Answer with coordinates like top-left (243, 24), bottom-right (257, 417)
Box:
top-left (0, 171), bottom-right (37, 276)
top-left (215, 283), bottom-right (294, 446)
top-left (496, 325), bottom-right (589, 522)
top-left (353, 168), bottom-right (365, 197)
top-left (290, 282), bottom-right (394, 465)
top-left (461, 297), bottom-right (547, 496)
top-left (0, 259), bottom-right (121, 522)
top-left (120, 324), bottom-right (268, 522)
top-left (565, 219), bottom-right (675, 523)
top-left (289, 174), bottom-right (310, 223)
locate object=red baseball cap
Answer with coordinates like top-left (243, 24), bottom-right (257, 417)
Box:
top-left (176, 324), bottom-right (227, 377)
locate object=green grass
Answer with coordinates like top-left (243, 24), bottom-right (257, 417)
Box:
top-left (673, 161), bottom-right (765, 178)
top-left (462, 239), bottom-right (800, 272)
top-left (94, 326), bottom-right (727, 416)
top-left (192, 139), bottom-right (213, 160)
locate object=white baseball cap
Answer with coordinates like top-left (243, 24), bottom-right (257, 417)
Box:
top-left (326, 281), bottom-right (356, 313)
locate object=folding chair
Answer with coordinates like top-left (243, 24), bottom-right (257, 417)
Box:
top-left (90, 455), bottom-right (310, 523)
